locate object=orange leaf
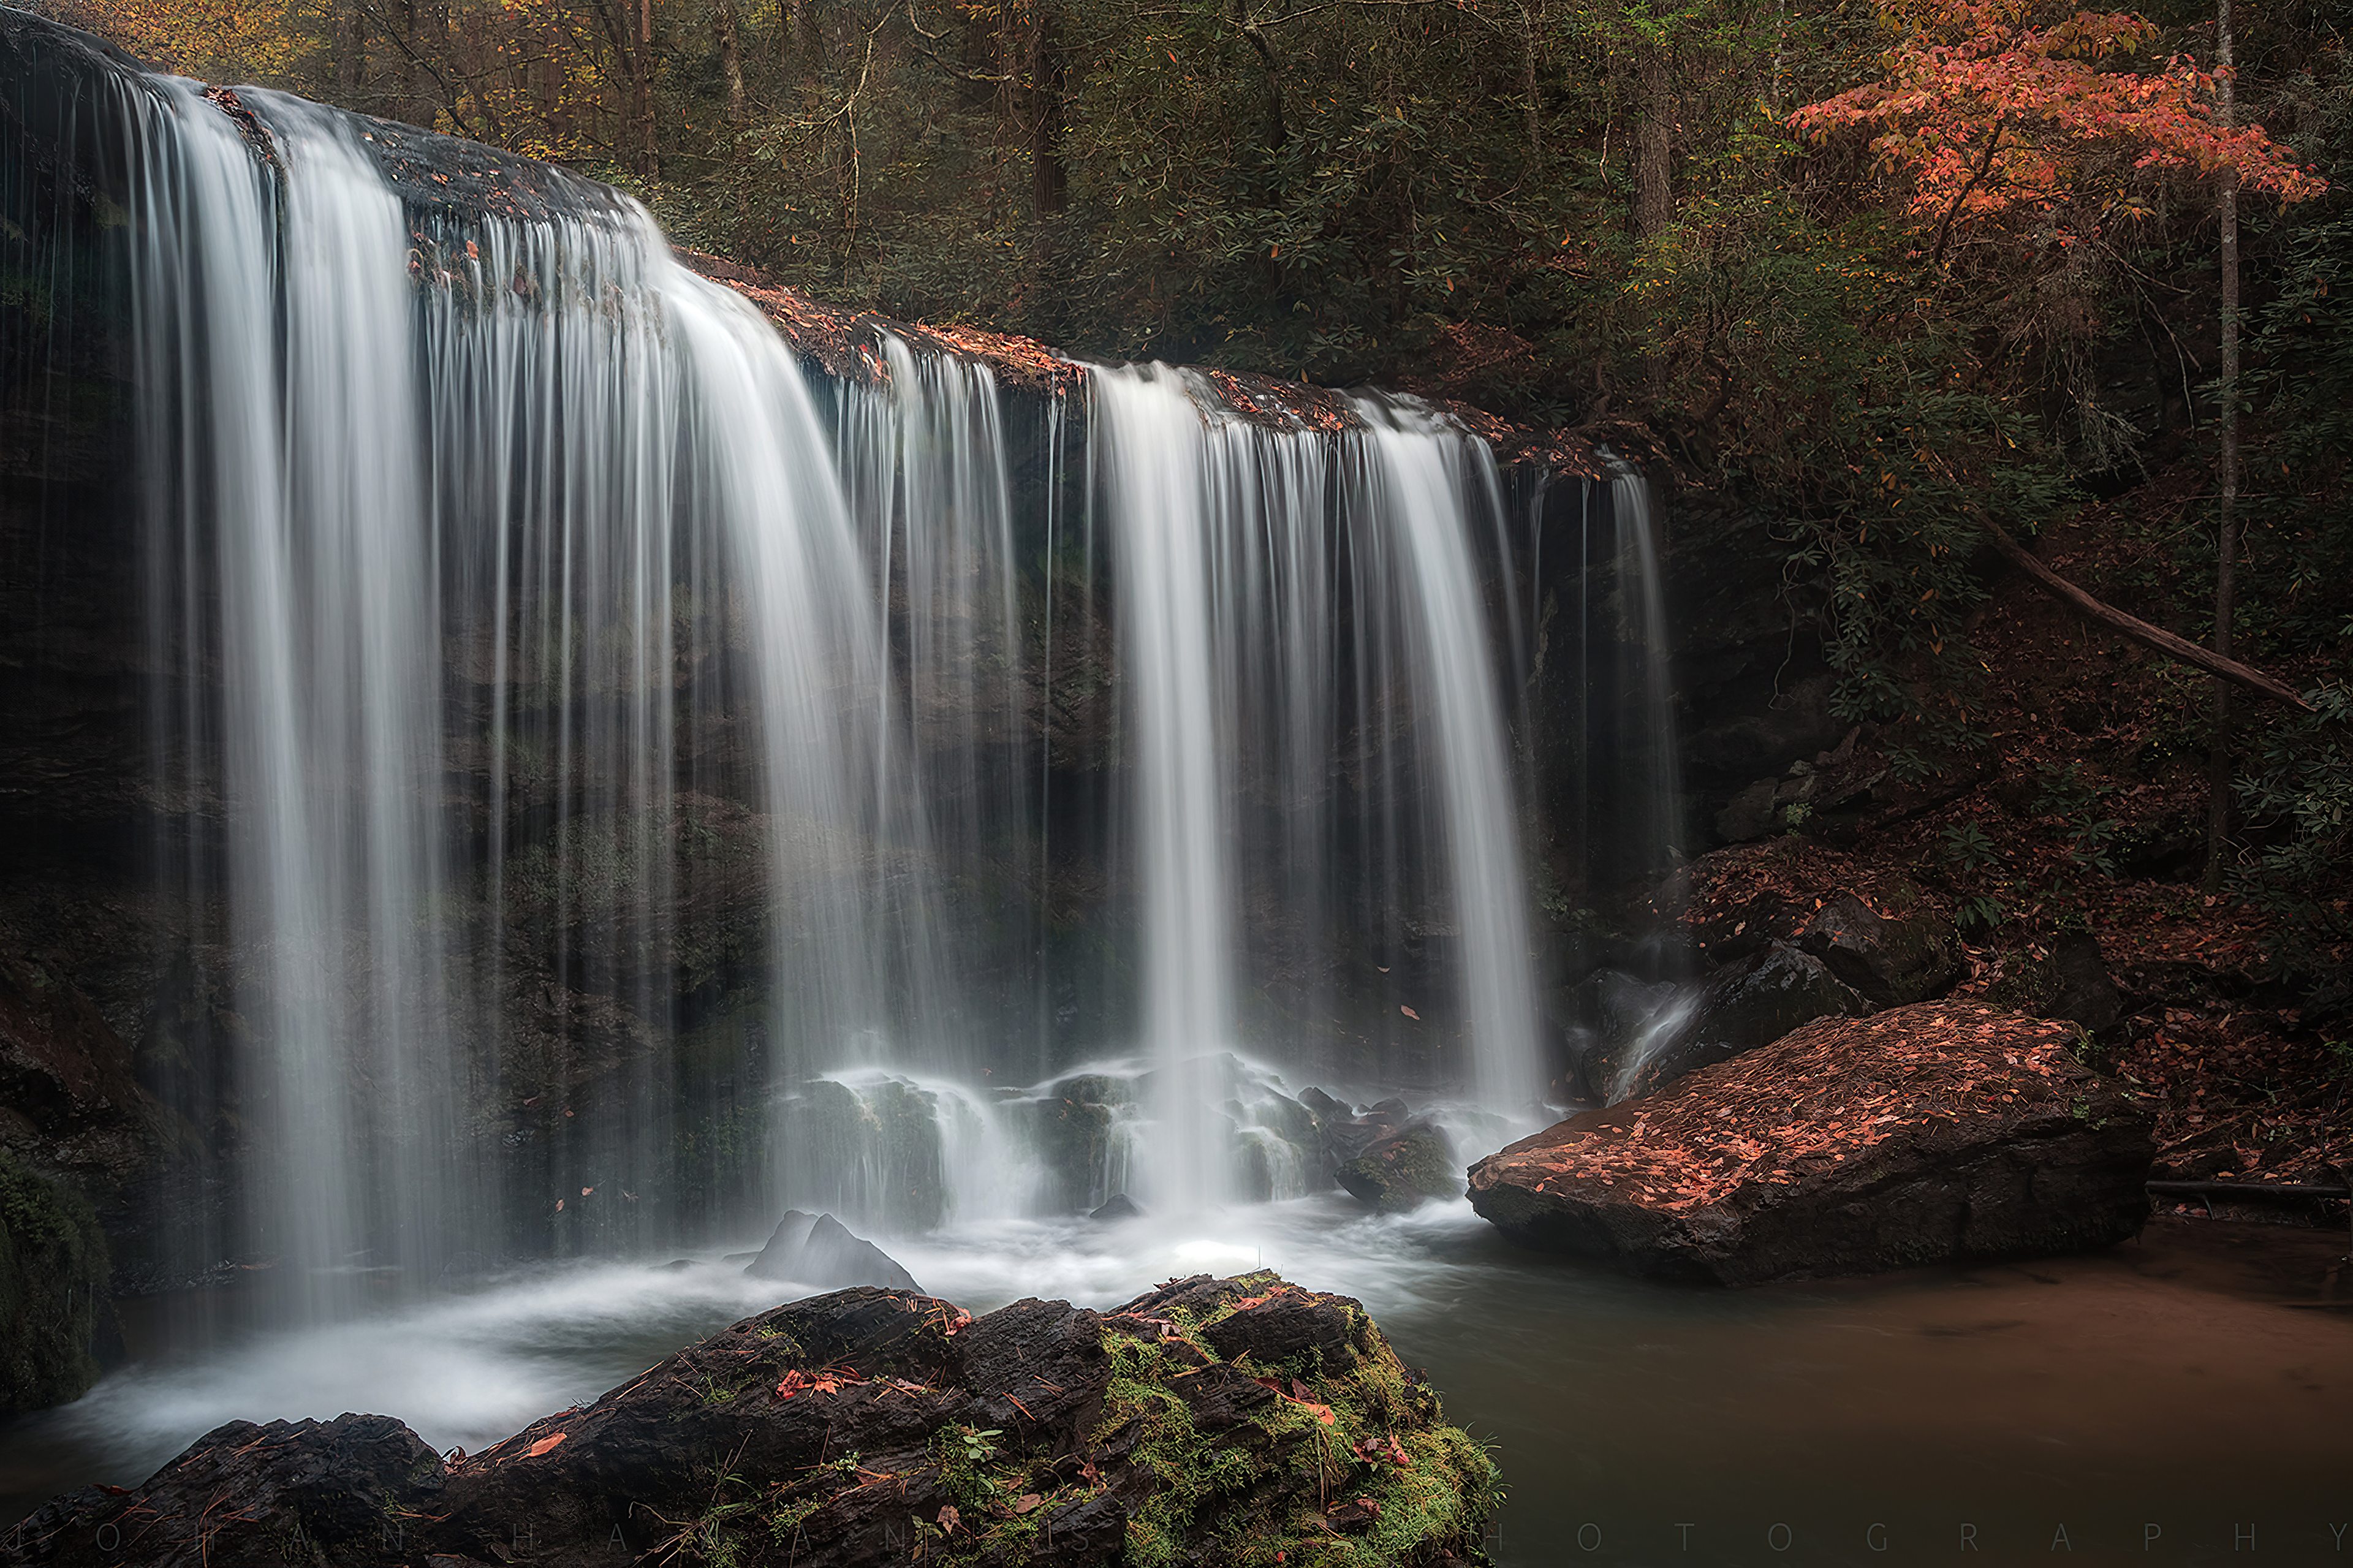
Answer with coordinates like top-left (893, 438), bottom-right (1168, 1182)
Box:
top-left (525, 1431), bottom-right (566, 1458)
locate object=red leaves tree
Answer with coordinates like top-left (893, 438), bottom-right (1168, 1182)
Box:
top-left (1787, 0), bottom-right (2324, 266)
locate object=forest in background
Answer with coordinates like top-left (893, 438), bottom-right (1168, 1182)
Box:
top-left (31, 0), bottom-right (2353, 1026)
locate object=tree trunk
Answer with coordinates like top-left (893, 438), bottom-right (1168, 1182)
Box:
top-left (335, 1), bottom-right (366, 99)
top-left (1521, 3), bottom-right (1542, 161)
top-left (716, 0), bottom-right (748, 123)
top-left (1977, 518), bottom-right (2308, 713)
top-left (2205, 0), bottom-right (2240, 892)
top-left (1634, 42), bottom-right (1672, 240)
top-left (1028, 0), bottom-right (1068, 216)
top-left (632, 0), bottom-right (658, 180)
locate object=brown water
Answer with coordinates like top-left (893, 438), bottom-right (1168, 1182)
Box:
top-left (1395, 1216), bottom-right (2352, 1566)
top-left (2, 1211), bottom-right (2345, 1565)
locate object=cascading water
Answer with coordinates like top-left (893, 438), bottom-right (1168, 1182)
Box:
top-left (44, 31), bottom-right (1672, 1288)
top-left (1089, 366), bottom-right (1548, 1211)
top-left (132, 72), bottom-right (902, 1292)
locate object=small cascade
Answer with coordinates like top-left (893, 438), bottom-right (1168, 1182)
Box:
top-left (1610, 465), bottom-right (1684, 871)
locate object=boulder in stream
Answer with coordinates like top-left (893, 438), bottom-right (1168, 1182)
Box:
top-left (744, 1210), bottom-right (922, 1293)
top-left (1468, 1002), bottom-right (2154, 1286)
top-left (1, 1276), bottom-right (1498, 1567)
top-left (1335, 1119), bottom-right (1463, 1213)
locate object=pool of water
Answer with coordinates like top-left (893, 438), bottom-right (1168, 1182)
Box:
top-left (2, 1208), bottom-right (2346, 1565)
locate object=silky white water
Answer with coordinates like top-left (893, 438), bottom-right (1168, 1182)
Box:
top-left (108, 61), bottom-right (1632, 1291)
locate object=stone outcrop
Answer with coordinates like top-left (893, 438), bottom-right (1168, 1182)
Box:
top-left (744, 1210), bottom-right (923, 1293)
top-left (1, 1275), bottom-right (1497, 1568)
top-left (1470, 1002), bottom-right (2154, 1285)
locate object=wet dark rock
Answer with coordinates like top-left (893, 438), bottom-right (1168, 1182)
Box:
top-left (1794, 894), bottom-right (1961, 1009)
top-left (1088, 1192), bottom-right (1142, 1221)
top-left (1592, 942), bottom-right (1868, 1104)
top-left (1298, 1085), bottom-right (1350, 1124)
top-left (1335, 1120), bottom-right (1461, 1213)
top-left (0, 950), bottom-right (185, 1230)
top-left (1985, 933), bottom-right (2125, 1031)
top-left (1554, 969), bottom-right (1689, 1102)
top-left (0, 1150), bottom-right (113, 1414)
top-left (745, 1210), bottom-right (922, 1293)
top-left (1306, 1091), bottom-right (1420, 1170)
top-left (4, 1278), bottom-right (1498, 1567)
top-left (1, 1412), bottom-right (443, 1566)
top-left (1469, 1002), bottom-right (2154, 1286)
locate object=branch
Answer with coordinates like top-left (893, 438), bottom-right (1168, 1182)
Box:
top-left (1925, 118), bottom-right (2002, 271)
top-left (346, 0), bottom-right (480, 139)
top-left (1977, 516), bottom-right (2313, 713)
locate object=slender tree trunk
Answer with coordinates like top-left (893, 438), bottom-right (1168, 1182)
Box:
top-left (1028, 0), bottom-right (1067, 216)
top-left (2205, 0), bottom-right (2240, 893)
top-left (395, 0), bottom-right (423, 125)
top-left (335, 1), bottom-right (366, 98)
top-left (632, 0), bottom-right (657, 180)
top-left (1520, 2), bottom-right (1542, 161)
top-left (716, 0), bottom-right (748, 122)
top-left (1634, 42), bottom-right (1672, 240)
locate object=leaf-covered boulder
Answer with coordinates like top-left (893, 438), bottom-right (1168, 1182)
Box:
top-left (1468, 1002), bottom-right (2154, 1286)
top-left (2, 1276), bottom-right (1498, 1568)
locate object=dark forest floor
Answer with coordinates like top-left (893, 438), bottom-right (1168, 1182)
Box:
top-left (1659, 470), bottom-right (2352, 1208)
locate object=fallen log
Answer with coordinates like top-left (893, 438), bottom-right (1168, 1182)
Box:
top-left (2146, 1179), bottom-right (2352, 1200)
top-left (1978, 517), bottom-right (2314, 713)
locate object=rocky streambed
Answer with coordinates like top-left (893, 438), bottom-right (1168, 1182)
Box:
top-left (0, 1273), bottom-right (1495, 1568)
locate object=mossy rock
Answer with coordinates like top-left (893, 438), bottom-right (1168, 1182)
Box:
top-left (7, 1276), bottom-right (1499, 1566)
top-left (1335, 1123), bottom-right (1462, 1213)
top-left (0, 1148), bottom-right (112, 1414)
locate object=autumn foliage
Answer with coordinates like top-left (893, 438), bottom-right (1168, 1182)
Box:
top-left (1789, 0), bottom-right (2325, 259)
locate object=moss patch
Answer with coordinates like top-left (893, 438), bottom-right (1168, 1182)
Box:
top-left (0, 1148), bottom-right (111, 1414)
top-left (1093, 1277), bottom-right (1499, 1567)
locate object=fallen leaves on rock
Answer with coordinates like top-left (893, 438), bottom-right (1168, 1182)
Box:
top-left (1507, 1003), bottom-right (2088, 1214)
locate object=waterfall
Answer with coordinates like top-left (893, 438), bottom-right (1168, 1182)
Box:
top-left (30, 32), bottom-right (1657, 1277)
top-left (1092, 366), bottom-right (1545, 1208)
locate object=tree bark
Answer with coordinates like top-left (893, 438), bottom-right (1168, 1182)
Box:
top-left (632, 0), bottom-right (657, 179)
top-left (2205, 0), bottom-right (2240, 892)
top-left (1634, 42), bottom-right (1672, 240)
top-left (335, 1), bottom-right (366, 98)
top-left (1978, 518), bottom-right (2309, 713)
top-left (1029, 0), bottom-right (1068, 215)
top-left (1520, 2), bottom-right (1542, 161)
top-left (716, 0), bottom-right (748, 123)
